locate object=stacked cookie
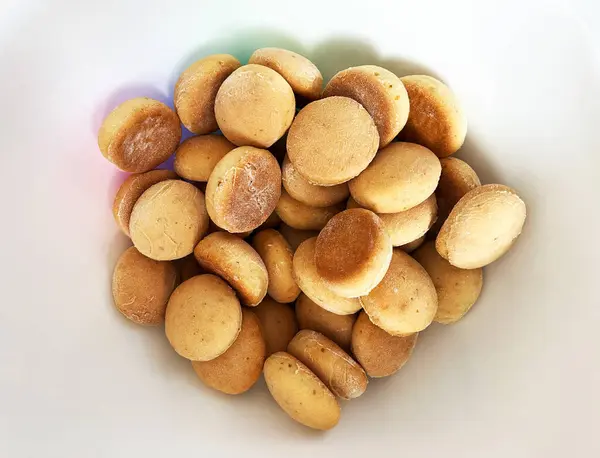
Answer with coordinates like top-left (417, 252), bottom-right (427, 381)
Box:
top-left (101, 47), bottom-right (526, 431)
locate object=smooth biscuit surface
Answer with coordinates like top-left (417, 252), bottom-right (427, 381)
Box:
top-left (174, 134), bottom-right (236, 181)
top-left (254, 297), bottom-right (298, 356)
top-left (275, 189), bottom-right (343, 231)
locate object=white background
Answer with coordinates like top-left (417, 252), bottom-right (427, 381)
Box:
top-left (1, 0), bottom-right (599, 456)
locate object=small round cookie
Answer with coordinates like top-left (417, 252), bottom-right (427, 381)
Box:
top-left (295, 294), bottom-right (356, 351)
top-left (292, 238), bottom-right (362, 315)
top-left (248, 48), bottom-right (323, 100)
top-left (432, 157), bottom-right (481, 234)
top-left (165, 274), bottom-right (242, 361)
top-left (347, 195), bottom-right (437, 247)
top-left (264, 352), bottom-right (340, 430)
top-left (254, 297), bottom-right (298, 356)
top-left (192, 308), bottom-right (266, 394)
top-left (174, 134), bottom-right (236, 181)
top-left (288, 330), bottom-right (367, 400)
top-left (129, 180), bottom-right (209, 261)
top-left (174, 54), bottom-right (241, 134)
top-left (360, 249), bottom-right (438, 336)
top-left (413, 242), bottom-right (483, 324)
top-left (112, 246), bottom-right (178, 325)
top-left (399, 235), bottom-right (426, 253)
top-left (351, 311), bottom-right (418, 377)
top-left (176, 255), bottom-right (204, 282)
top-left (282, 155), bottom-right (349, 207)
top-left (399, 75), bottom-right (467, 157)
top-left (349, 142), bottom-right (441, 213)
top-left (287, 96), bottom-right (379, 186)
top-left (275, 189), bottom-right (343, 231)
top-left (193, 232), bottom-right (268, 306)
top-left (98, 97), bottom-right (181, 173)
top-left (315, 209), bottom-right (392, 298)
top-left (113, 169), bottom-right (178, 236)
top-left (323, 65), bottom-right (409, 148)
top-left (215, 64), bottom-right (295, 148)
top-left (205, 146), bottom-right (281, 233)
top-left (279, 224), bottom-right (319, 252)
top-left (436, 184), bottom-right (526, 269)
top-left (252, 229), bottom-right (300, 303)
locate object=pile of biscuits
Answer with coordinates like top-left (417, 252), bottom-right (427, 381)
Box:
top-left (102, 47), bottom-right (527, 431)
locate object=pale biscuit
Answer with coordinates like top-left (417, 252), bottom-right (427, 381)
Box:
top-left (174, 134), bottom-right (236, 181)
top-left (275, 189), bottom-right (343, 231)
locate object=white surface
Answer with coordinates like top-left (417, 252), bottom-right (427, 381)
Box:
top-left (1, 0), bottom-right (599, 456)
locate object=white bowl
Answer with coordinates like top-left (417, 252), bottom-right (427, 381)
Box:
top-left (1, 0), bottom-right (599, 456)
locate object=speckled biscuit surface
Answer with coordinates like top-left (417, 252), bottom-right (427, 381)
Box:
top-left (295, 294), bottom-right (356, 351)
top-left (292, 238), bottom-right (362, 315)
top-left (282, 155), bottom-right (349, 207)
top-left (249, 48), bottom-right (323, 100)
top-left (349, 141), bottom-right (441, 213)
top-left (436, 184), bottom-right (526, 269)
top-left (315, 209), bottom-right (392, 298)
top-left (399, 75), bottom-right (467, 157)
top-left (192, 308), bottom-right (265, 394)
top-left (323, 65), bottom-right (410, 148)
top-left (360, 249), bottom-right (438, 335)
top-left (112, 246), bottom-right (178, 325)
top-left (174, 54), bottom-right (241, 134)
top-left (215, 64), bottom-right (295, 148)
top-left (98, 97), bottom-right (181, 172)
top-left (193, 232), bottom-right (268, 306)
top-left (174, 134), bottom-right (236, 182)
top-left (351, 311), bottom-right (418, 377)
top-left (129, 180), bottom-right (209, 261)
top-left (263, 352), bottom-right (340, 430)
top-left (205, 146), bottom-right (281, 233)
top-left (288, 330), bottom-right (367, 400)
top-left (252, 229), bottom-right (300, 303)
top-left (165, 274), bottom-right (242, 361)
top-left (113, 169), bottom-right (178, 236)
top-left (287, 96), bottom-right (379, 186)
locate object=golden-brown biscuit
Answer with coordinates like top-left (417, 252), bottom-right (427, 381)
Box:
top-left (248, 48), bottom-right (323, 100)
top-left (113, 169), bottom-right (178, 236)
top-left (347, 195), bottom-right (437, 247)
top-left (215, 64), bottom-right (295, 148)
top-left (174, 54), bottom-right (241, 134)
top-left (205, 146), bottom-right (281, 233)
top-left (323, 65), bottom-right (410, 147)
top-left (287, 96), bottom-right (379, 185)
top-left (194, 232), bottom-right (268, 306)
top-left (279, 224), bottom-right (319, 252)
top-left (288, 330), bottom-right (367, 400)
top-left (399, 235), bottom-right (426, 253)
top-left (252, 229), bottom-right (300, 303)
top-left (275, 189), bottom-right (343, 231)
top-left (264, 352), bottom-right (340, 430)
top-left (129, 180), bottom-right (209, 261)
top-left (295, 294), bottom-right (356, 351)
top-left (315, 209), bottom-right (392, 297)
top-left (413, 242), bottom-right (483, 324)
top-left (399, 75), bottom-right (467, 157)
top-left (360, 249), bottom-right (437, 335)
top-left (254, 297), bottom-right (298, 356)
top-left (192, 309), bottom-right (266, 394)
top-left (282, 155), bottom-right (349, 207)
top-left (431, 157), bottom-right (481, 234)
top-left (165, 274), bottom-right (242, 361)
top-left (112, 246), bottom-right (178, 325)
top-left (292, 238), bottom-right (362, 315)
top-left (436, 184), bottom-right (526, 269)
top-left (351, 311), bottom-right (418, 377)
top-left (176, 255), bottom-right (205, 282)
top-left (98, 97), bottom-right (181, 172)
top-left (349, 142), bottom-right (441, 213)
top-left (173, 134), bottom-right (236, 181)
